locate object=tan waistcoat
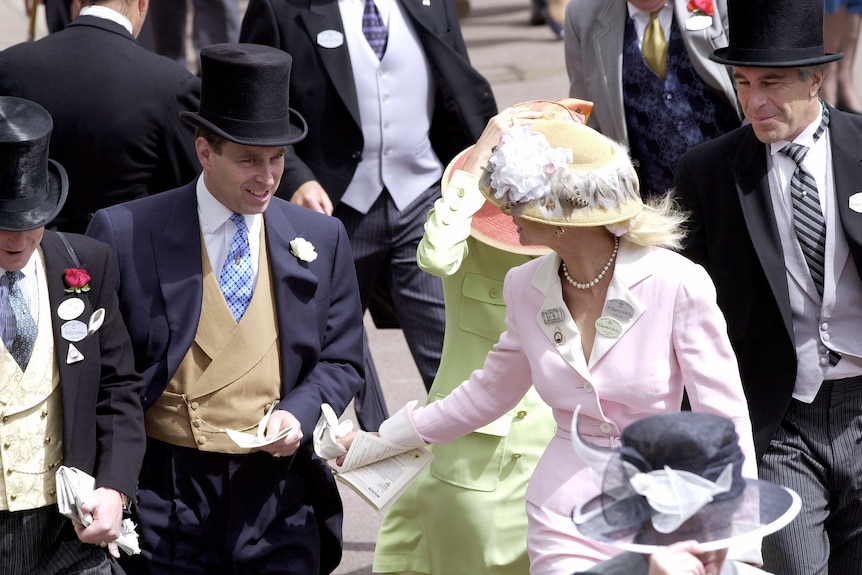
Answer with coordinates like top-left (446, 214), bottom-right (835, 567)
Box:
top-left (0, 250), bottom-right (63, 510)
top-left (145, 227), bottom-right (281, 454)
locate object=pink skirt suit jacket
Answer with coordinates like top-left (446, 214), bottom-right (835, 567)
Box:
top-left (380, 239), bottom-right (758, 573)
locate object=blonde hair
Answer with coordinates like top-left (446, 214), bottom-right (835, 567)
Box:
top-left (619, 192), bottom-right (688, 250)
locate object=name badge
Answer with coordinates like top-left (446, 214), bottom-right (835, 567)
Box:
top-left (57, 297), bottom-right (85, 320)
top-left (61, 320), bottom-right (88, 342)
top-left (604, 299), bottom-right (634, 321)
top-left (542, 307), bottom-right (565, 324)
top-left (317, 30), bottom-right (344, 49)
top-left (595, 317), bottom-right (622, 339)
top-left (686, 14), bottom-right (712, 31)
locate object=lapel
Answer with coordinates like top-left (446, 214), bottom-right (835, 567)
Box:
top-left (397, 0), bottom-right (435, 39)
top-left (151, 185), bottom-right (205, 380)
top-left (262, 204), bottom-right (322, 390)
top-left (589, 243), bottom-right (650, 364)
top-left (829, 108), bottom-right (862, 261)
top-left (40, 231), bottom-right (97, 437)
top-left (594, 2), bottom-right (625, 135)
top-left (264, 205), bottom-right (321, 310)
top-left (730, 127), bottom-right (794, 339)
top-left (530, 243), bottom-right (649, 381)
top-left (672, 0), bottom-right (740, 118)
top-left (301, 0), bottom-right (361, 127)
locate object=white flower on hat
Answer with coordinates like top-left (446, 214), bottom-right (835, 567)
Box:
top-left (488, 125), bottom-right (572, 205)
top-left (289, 237), bottom-right (318, 262)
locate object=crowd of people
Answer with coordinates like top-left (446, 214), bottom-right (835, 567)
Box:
top-left (0, 0), bottom-right (860, 574)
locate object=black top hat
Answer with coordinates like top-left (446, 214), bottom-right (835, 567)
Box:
top-left (571, 409), bottom-right (800, 553)
top-left (0, 97), bottom-right (68, 232)
top-left (711, 0), bottom-right (843, 67)
top-left (181, 43), bottom-right (308, 147)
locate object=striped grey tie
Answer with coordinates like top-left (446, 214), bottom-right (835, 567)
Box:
top-left (780, 112), bottom-right (828, 298)
top-left (780, 107), bottom-right (840, 366)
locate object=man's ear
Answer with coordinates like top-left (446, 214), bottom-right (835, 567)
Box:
top-left (196, 137), bottom-right (213, 170)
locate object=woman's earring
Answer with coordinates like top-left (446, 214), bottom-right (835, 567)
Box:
top-left (554, 226), bottom-right (565, 237)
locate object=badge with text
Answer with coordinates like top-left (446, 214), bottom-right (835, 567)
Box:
top-left (317, 30), bottom-right (344, 49)
top-left (57, 298), bottom-right (85, 321)
top-left (604, 299), bottom-right (634, 322)
top-left (595, 317), bottom-right (622, 339)
top-left (61, 320), bottom-right (88, 342)
top-left (542, 307), bottom-right (565, 325)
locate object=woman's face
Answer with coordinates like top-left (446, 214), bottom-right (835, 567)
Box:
top-left (512, 214), bottom-right (555, 247)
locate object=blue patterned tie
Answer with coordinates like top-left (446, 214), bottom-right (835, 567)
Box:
top-left (5, 271), bottom-right (37, 370)
top-left (219, 214), bottom-right (253, 322)
top-left (362, 0), bottom-right (388, 60)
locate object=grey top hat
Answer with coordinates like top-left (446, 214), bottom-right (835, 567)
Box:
top-left (0, 97), bottom-right (68, 232)
top-left (571, 409), bottom-right (800, 553)
top-left (181, 43), bottom-right (308, 147)
top-left (711, 0), bottom-right (843, 67)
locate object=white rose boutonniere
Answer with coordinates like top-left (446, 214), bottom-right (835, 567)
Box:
top-left (290, 237), bottom-right (318, 262)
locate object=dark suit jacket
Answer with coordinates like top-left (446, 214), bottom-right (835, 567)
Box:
top-left (675, 107), bottom-right (862, 459)
top-left (0, 16), bottom-right (201, 234)
top-left (41, 231), bottom-right (145, 497)
top-left (239, 0), bottom-right (497, 203)
top-left (86, 184), bottom-right (365, 571)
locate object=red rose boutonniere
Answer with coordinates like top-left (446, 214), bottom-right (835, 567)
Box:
top-left (686, 0), bottom-right (713, 30)
top-left (687, 0), bottom-right (713, 16)
top-left (64, 268), bottom-right (91, 294)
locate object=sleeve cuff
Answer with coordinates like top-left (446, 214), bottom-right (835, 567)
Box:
top-left (378, 400), bottom-right (429, 448)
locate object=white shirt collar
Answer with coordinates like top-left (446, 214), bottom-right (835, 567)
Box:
top-left (78, 5), bottom-right (134, 35)
top-left (769, 105), bottom-right (825, 158)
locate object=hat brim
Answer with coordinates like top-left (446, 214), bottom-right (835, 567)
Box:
top-left (0, 159), bottom-right (68, 231)
top-left (710, 48), bottom-right (844, 67)
top-left (180, 108), bottom-right (308, 147)
top-left (443, 146), bottom-right (550, 256)
top-left (573, 479), bottom-right (801, 554)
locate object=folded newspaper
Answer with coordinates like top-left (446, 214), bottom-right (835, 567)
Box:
top-left (313, 403), bottom-right (433, 512)
top-left (55, 466), bottom-right (141, 555)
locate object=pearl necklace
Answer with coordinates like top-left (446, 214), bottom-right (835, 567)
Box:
top-left (561, 237), bottom-right (620, 290)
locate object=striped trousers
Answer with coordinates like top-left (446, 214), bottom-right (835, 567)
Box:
top-left (0, 505), bottom-right (110, 575)
top-left (759, 376), bottom-right (862, 575)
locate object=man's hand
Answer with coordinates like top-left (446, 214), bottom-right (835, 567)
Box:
top-left (291, 181), bottom-right (333, 215)
top-left (259, 409), bottom-right (303, 458)
top-left (75, 487), bottom-right (124, 559)
top-left (333, 431), bottom-right (382, 466)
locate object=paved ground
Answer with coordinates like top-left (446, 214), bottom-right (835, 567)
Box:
top-left (0, 1), bottom-right (565, 573)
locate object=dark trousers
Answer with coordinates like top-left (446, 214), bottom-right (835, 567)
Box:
top-left (0, 505), bottom-right (109, 575)
top-left (334, 185), bottom-right (446, 430)
top-left (760, 376), bottom-right (862, 575)
top-left (122, 438), bottom-right (340, 575)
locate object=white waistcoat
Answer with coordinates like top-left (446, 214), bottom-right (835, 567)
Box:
top-left (340, 0), bottom-right (443, 213)
top-left (0, 252), bottom-right (63, 511)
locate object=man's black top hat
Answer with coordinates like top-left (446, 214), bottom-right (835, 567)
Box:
top-left (0, 97), bottom-right (68, 232)
top-left (711, 0), bottom-right (843, 67)
top-left (181, 43), bottom-right (308, 147)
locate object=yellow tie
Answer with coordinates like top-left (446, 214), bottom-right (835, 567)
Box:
top-left (642, 10), bottom-right (667, 79)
